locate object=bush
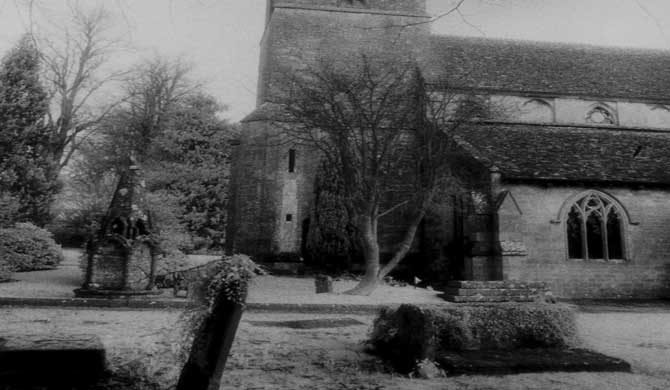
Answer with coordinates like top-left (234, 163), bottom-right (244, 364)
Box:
top-left (49, 202), bottom-right (107, 247)
top-left (0, 222), bottom-right (64, 271)
top-left (369, 303), bottom-right (579, 373)
top-left (144, 190), bottom-right (194, 254)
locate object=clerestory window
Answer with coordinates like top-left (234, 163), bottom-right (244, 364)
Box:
top-left (565, 191), bottom-right (625, 261)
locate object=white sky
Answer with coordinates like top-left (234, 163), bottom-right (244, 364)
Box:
top-left (0, 0), bottom-right (669, 121)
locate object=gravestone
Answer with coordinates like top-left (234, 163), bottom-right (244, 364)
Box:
top-left (176, 284), bottom-right (245, 390)
top-left (315, 275), bottom-right (333, 293)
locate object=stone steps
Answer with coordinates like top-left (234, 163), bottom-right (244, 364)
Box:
top-left (445, 294), bottom-right (537, 303)
top-left (443, 288), bottom-right (543, 297)
top-left (441, 280), bottom-right (549, 303)
top-left (448, 281), bottom-right (547, 290)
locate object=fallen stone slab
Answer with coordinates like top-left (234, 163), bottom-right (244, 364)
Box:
top-left (0, 334), bottom-right (106, 388)
top-left (437, 348), bottom-right (631, 375)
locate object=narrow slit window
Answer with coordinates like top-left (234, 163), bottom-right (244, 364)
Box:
top-left (285, 214), bottom-right (293, 222)
top-left (288, 149), bottom-right (296, 173)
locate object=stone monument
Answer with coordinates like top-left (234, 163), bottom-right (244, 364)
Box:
top-left (75, 157), bottom-right (161, 298)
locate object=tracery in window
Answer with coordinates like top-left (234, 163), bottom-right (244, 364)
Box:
top-left (586, 105), bottom-right (616, 125)
top-left (565, 191), bottom-right (625, 260)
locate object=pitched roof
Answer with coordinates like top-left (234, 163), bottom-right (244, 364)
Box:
top-left (422, 35), bottom-right (670, 101)
top-left (454, 123), bottom-right (670, 186)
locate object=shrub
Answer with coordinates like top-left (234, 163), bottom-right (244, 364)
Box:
top-left (144, 190), bottom-right (194, 254)
top-left (0, 222), bottom-right (64, 271)
top-left (369, 303), bottom-right (579, 373)
top-left (49, 202), bottom-right (107, 247)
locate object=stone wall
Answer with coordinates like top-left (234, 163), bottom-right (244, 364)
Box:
top-left (90, 240), bottom-right (154, 290)
top-left (257, 4), bottom-right (429, 104)
top-left (232, 0), bottom-right (429, 258)
top-left (229, 120), bottom-right (324, 256)
top-left (90, 243), bottom-right (126, 289)
top-left (499, 183), bottom-right (670, 298)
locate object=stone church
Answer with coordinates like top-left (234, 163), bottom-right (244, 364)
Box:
top-left (228, 0), bottom-right (670, 299)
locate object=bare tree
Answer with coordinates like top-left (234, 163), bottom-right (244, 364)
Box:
top-left (278, 54), bottom-right (493, 295)
top-left (121, 56), bottom-right (196, 155)
top-left (35, 5), bottom-right (127, 170)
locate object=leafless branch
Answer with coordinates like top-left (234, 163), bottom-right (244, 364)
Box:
top-left (30, 5), bottom-right (127, 171)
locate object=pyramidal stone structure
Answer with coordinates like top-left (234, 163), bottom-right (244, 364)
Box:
top-left (75, 158), bottom-right (161, 298)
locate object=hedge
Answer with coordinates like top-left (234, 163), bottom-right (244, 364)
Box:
top-left (369, 303), bottom-right (579, 373)
top-left (0, 222), bottom-right (64, 272)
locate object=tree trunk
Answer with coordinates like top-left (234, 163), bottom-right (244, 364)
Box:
top-left (378, 209), bottom-right (426, 279)
top-left (343, 215), bottom-right (380, 295)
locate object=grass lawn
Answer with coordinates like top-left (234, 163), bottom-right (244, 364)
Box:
top-left (0, 248), bottom-right (445, 306)
top-left (2, 249), bottom-right (670, 388)
top-left (1, 307), bottom-right (669, 390)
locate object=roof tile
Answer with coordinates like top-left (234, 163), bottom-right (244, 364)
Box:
top-left (456, 123), bottom-right (670, 185)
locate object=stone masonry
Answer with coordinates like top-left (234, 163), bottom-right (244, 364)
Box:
top-left (229, 0), bottom-right (430, 258)
top-left (228, 0), bottom-right (670, 299)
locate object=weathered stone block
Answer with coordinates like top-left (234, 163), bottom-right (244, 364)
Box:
top-left (0, 334), bottom-right (106, 387)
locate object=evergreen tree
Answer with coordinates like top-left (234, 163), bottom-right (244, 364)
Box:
top-left (0, 36), bottom-right (58, 226)
top-left (145, 93), bottom-right (233, 249)
top-left (305, 162), bottom-right (361, 272)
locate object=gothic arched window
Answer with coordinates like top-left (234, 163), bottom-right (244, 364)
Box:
top-left (565, 191), bottom-right (625, 260)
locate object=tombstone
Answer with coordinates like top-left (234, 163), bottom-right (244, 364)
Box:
top-left (75, 157), bottom-right (162, 298)
top-left (176, 263), bottom-right (249, 390)
top-left (315, 274), bottom-right (333, 293)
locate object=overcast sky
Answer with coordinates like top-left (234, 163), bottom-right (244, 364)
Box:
top-left (0, 0), bottom-right (669, 121)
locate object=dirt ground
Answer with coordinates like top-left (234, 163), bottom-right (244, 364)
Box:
top-left (1, 307), bottom-right (670, 390)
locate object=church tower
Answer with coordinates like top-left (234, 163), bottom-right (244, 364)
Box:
top-left (227, 0), bottom-right (430, 258)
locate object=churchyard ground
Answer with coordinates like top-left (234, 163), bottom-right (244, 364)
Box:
top-left (1, 249), bottom-right (670, 389)
top-left (1, 305), bottom-right (669, 389)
